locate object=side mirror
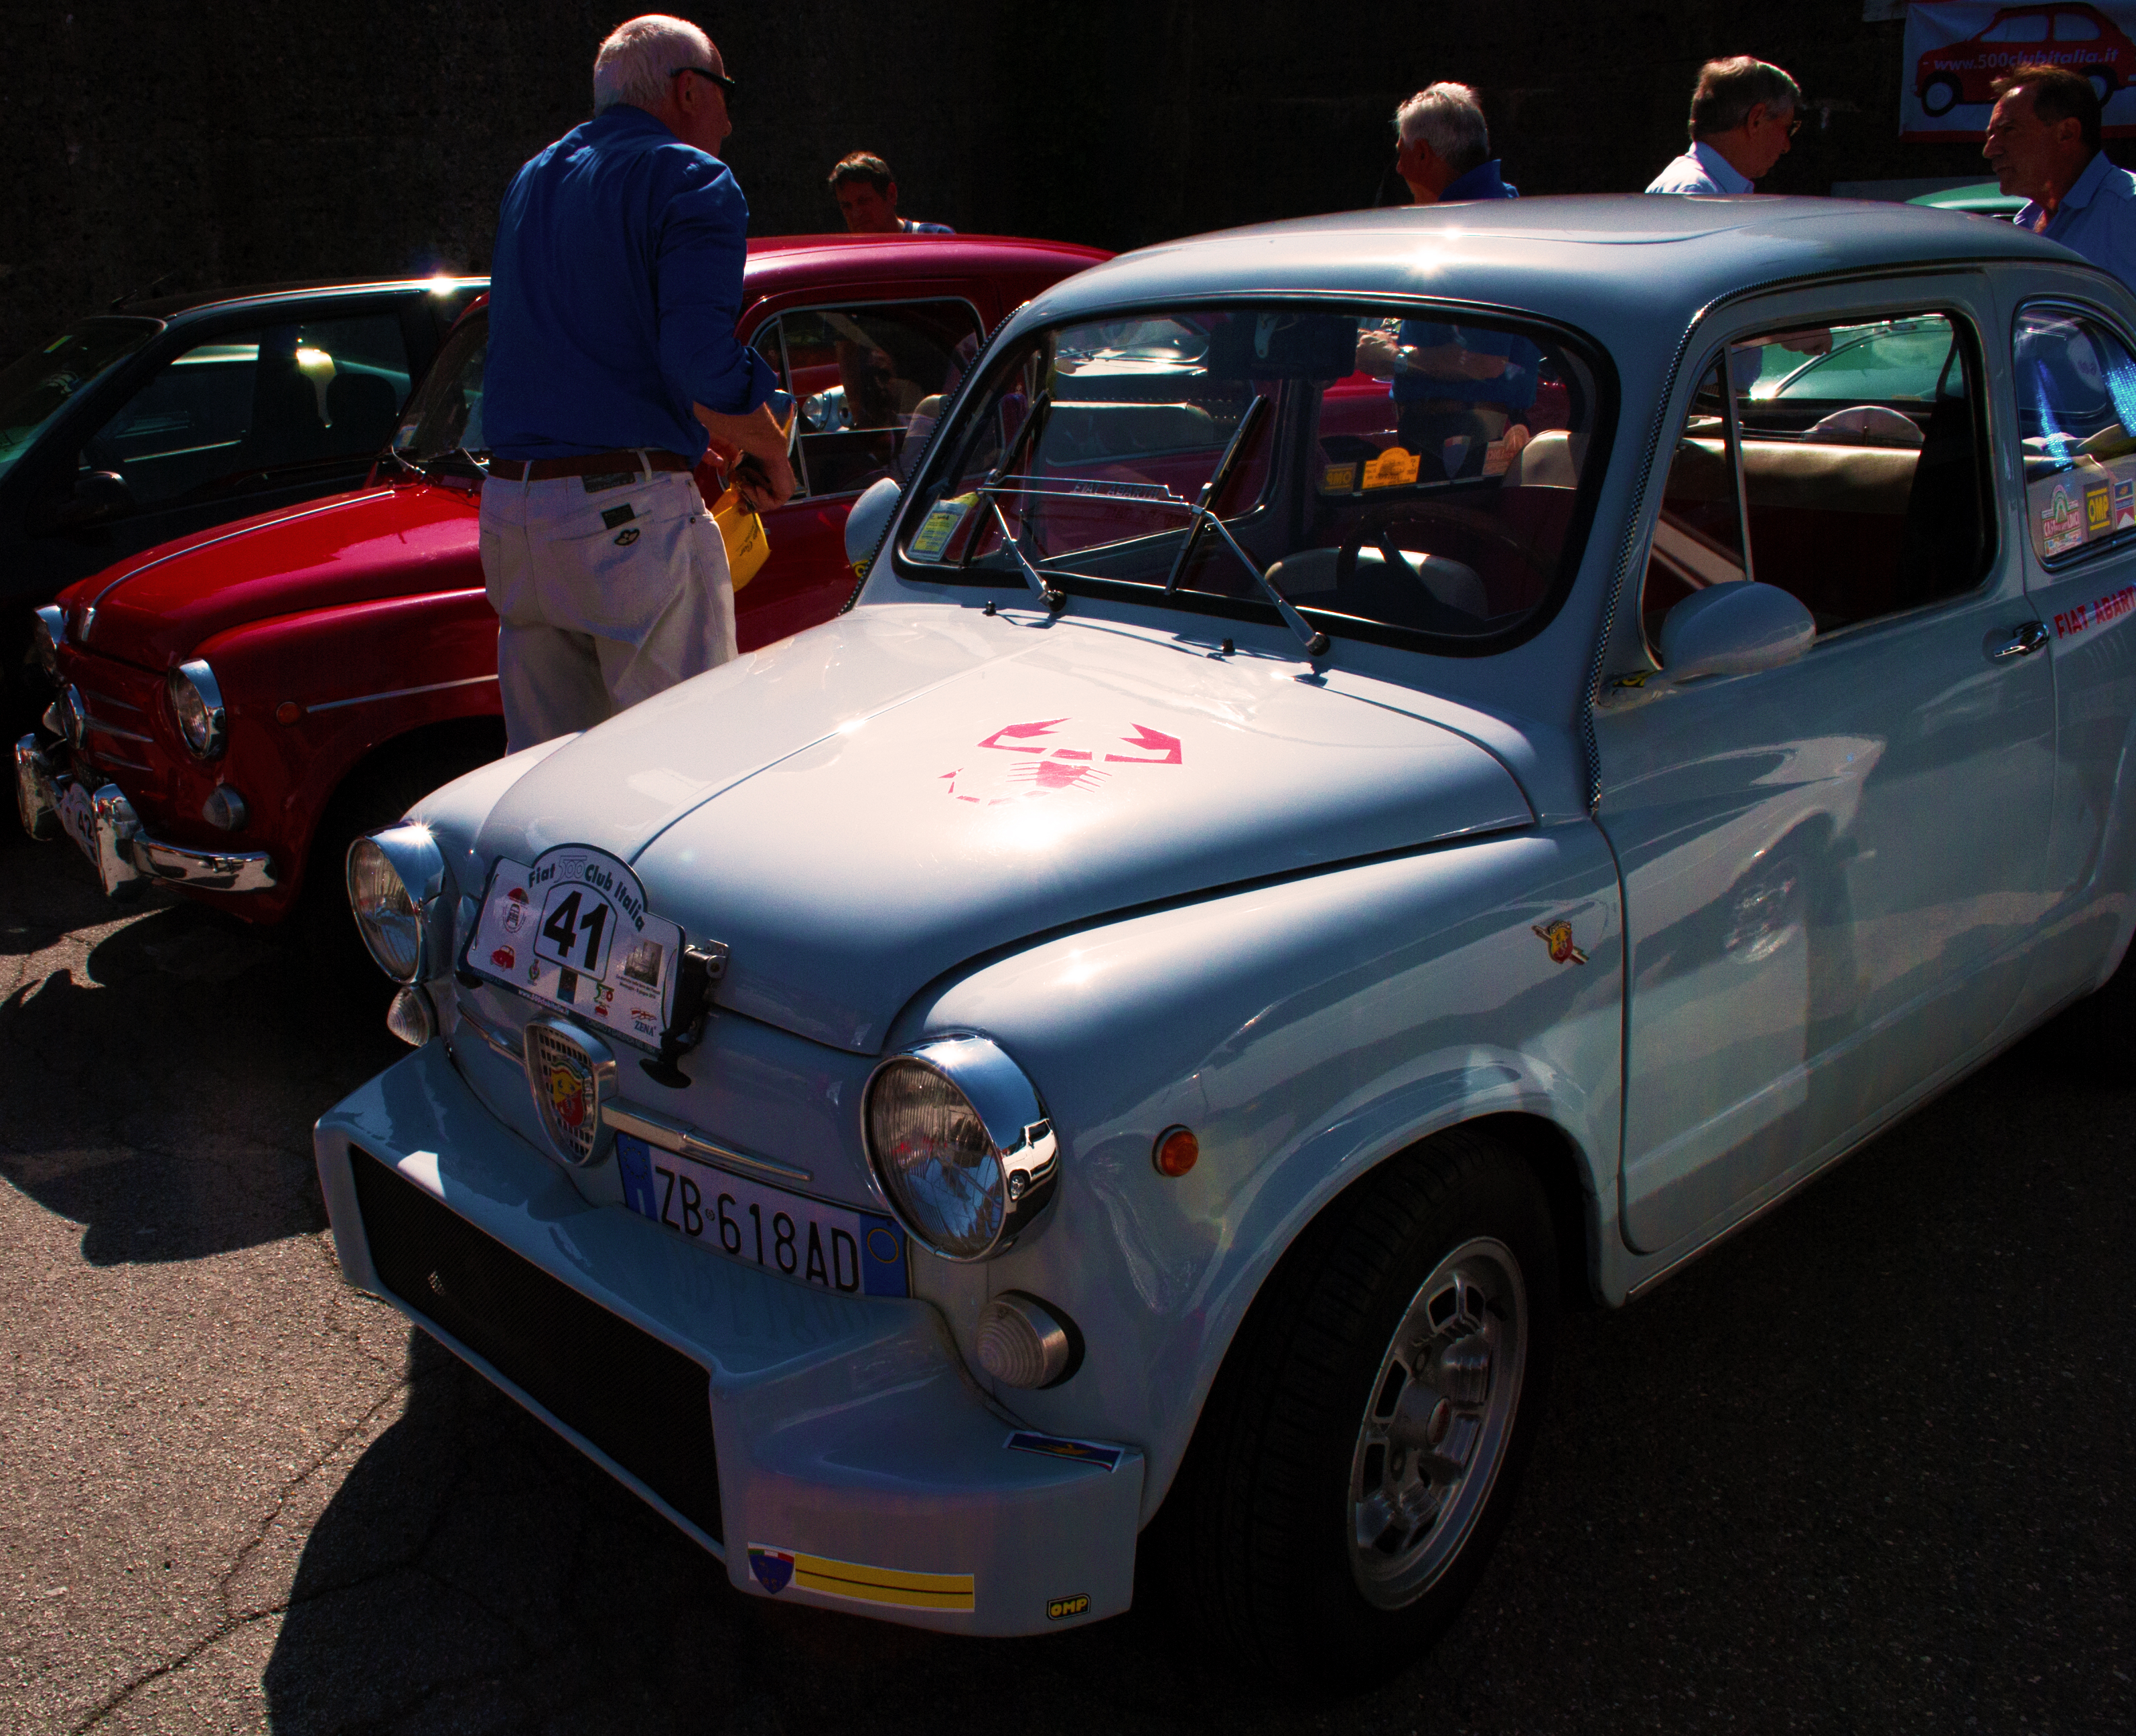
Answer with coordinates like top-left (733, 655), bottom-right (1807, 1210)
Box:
top-left (1658, 580), bottom-right (1814, 681)
top-left (48, 471), bottom-right (136, 531)
top-left (844, 474), bottom-right (902, 576)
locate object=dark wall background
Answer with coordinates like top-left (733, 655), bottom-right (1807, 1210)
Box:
top-left (0, 0), bottom-right (2096, 363)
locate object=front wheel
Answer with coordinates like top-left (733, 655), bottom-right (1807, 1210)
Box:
top-left (2086, 68), bottom-right (2116, 105)
top-left (1170, 1127), bottom-right (1559, 1687)
top-left (1920, 75), bottom-right (1960, 118)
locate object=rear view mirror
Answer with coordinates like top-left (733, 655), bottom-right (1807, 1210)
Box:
top-left (1659, 580), bottom-right (1814, 681)
top-left (844, 475), bottom-right (902, 575)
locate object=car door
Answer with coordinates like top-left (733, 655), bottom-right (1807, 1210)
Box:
top-left (1593, 281), bottom-right (2055, 1258)
top-left (738, 293), bottom-right (987, 648)
top-left (1998, 292), bottom-right (2136, 1015)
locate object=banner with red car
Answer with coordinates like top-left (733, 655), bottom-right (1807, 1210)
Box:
top-left (1901, 1), bottom-right (2136, 139)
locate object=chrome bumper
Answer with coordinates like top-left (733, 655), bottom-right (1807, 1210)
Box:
top-left (13, 731), bottom-right (277, 896)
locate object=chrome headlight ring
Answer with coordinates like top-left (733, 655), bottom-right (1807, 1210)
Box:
top-left (344, 822), bottom-right (454, 985)
top-left (861, 1034), bottom-right (1060, 1262)
top-left (31, 605), bottom-right (64, 679)
top-left (167, 658), bottom-right (227, 759)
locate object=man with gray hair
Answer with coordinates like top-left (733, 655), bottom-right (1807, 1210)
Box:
top-left (1391, 82), bottom-right (1518, 205)
top-left (480, 14), bottom-right (794, 752)
top-left (1647, 56), bottom-right (1802, 195)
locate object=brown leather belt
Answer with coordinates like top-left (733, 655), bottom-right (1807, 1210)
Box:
top-left (488, 449), bottom-right (694, 487)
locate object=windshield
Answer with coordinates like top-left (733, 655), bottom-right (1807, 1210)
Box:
top-left (393, 309), bottom-right (488, 459)
top-left (898, 302), bottom-right (1605, 650)
top-left (0, 318), bottom-right (157, 484)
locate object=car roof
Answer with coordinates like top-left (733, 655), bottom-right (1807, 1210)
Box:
top-left (119, 275), bottom-right (489, 321)
top-left (1017, 196), bottom-right (2105, 344)
top-left (738, 232), bottom-right (1109, 297)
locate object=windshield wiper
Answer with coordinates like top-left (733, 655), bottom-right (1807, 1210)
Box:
top-left (1166, 394), bottom-right (1265, 595)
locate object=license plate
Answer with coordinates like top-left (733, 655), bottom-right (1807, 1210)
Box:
top-left (55, 779), bottom-right (97, 863)
top-left (616, 1135), bottom-right (909, 1297)
top-left (463, 846), bottom-right (685, 1052)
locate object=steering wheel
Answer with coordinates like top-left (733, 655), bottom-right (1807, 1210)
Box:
top-left (1334, 502), bottom-right (1550, 622)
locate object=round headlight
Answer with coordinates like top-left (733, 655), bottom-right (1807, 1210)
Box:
top-left (346, 838), bottom-right (423, 982)
top-left (863, 1036), bottom-right (1060, 1261)
top-left (166, 659), bottom-right (226, 758)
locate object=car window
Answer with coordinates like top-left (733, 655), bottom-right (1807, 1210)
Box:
top-left (1640, 310), bottom-right (1991, 651)
top-left (898, 302), bottom-right (1603, 650)
top-left (751, 300), bottom-right (983, 499)
top-left (0, 317), bottom-right (158, 486)
top-left (1985, 14), bottom-right (2049, 40)
top-left (2056, 10), bottom-right (2101, 40)
top-left (2013, 304), bottom-right (2136, 565)
top-left (80, 313), bottom-right (413, 508)
top-left (393, 311), bottom-right (488, 458)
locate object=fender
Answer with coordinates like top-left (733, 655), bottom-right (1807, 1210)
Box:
top-left (188, 587), bottom-right (500, 918)
top-left (893, 821), bottom-right (1624, 1522)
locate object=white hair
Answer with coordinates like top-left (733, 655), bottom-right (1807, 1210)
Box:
top-left (1394, 83), bottom-right (1491, 177)
top-left (592, 14), bottom-right (716, 114)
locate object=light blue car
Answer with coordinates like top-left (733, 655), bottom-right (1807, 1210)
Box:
top-left (318, 195), bottom-right (2136, 1684)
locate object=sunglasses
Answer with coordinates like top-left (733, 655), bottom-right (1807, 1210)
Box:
top-left (672, 64), bottom-right (738, 95)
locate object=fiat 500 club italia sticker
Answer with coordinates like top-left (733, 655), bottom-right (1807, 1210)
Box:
top-left (464, 847), bottom-right (685, 1050)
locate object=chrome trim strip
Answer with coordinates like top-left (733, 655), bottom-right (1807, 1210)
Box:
top-left (306, 672), bottom-right (498, 715)
top-left (602, 1102), bottom-right (813, 1185)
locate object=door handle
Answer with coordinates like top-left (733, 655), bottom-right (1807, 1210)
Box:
top-left (1989, 620), bottom-right (2049, 661)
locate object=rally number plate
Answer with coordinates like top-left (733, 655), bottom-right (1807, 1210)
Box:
top-left (56, 780), bottom-right (98, 865)
top-left (463, 846), bottom-right (685, 1053)
top-left (617, 1136), bottom-right (909, 1297)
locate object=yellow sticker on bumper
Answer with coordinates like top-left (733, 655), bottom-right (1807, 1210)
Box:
top-left (747, 1544), bottom-right (975, 1611)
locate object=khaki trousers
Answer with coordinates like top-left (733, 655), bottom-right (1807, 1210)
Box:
top-left (479, 465), bottom-right (735, 752)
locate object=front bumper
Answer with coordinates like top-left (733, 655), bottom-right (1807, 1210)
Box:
top-left (13, 733), bottom-right (275, 896)
top-left (313, 1039), bottom-right (1145, 1636)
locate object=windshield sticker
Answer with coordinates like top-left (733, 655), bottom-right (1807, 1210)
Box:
top-left (1362, 445), bottom-right (1420, 490)
top-left (940, 716), bottom-right (1184, 805)
top-left (2088, 483), bottom-right (2113, 538)
top-left (2118, 480), bottom-right (2135, 530)
top-left (1322, 461), bottom-right (1358, 492)
top-left (2042, 482), bottom-right (2084, 556)
top-left (908, 494), bottom-right (974, 562)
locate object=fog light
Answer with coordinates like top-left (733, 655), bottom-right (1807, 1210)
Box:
top-left (975, 1291), bottom-right (1079, 1388)
top-left (200, 784), bottom-right (247, 830)
top-left (386, 984), bottom-right (435, 1047)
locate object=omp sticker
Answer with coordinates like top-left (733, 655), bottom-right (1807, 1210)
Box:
top-left (907, 494), bottom-right (975, 561)
top-left (940, 717), bottom-right (1184, 805)
top-left (746, 1544), bottom-right (974, 1611)
top-left (1047, 1593), bottom-right (1092, 1621)
top-left (2042, 482), bottom-right (2085, 555)
top-left (2055, 584), bottom-right (2136, 639)
top-left (1322, 461), bottom-right (1358, 492)
top-left (1362, 445), bottom-right (1421, 490)
top-left (1006, 1430), bottom-right (1125, 1471)
top-left (2087, 483), bottom-right (2112, 536)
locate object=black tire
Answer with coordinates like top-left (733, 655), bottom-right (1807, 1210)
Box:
top-left (2088, 68), bottom-right (2115, 105)
top-left (294, 727), bottom-right (502, 986)
top-left (1168, 1127), bottom-right (1557, 1688)
top-left (1921, 76), bottom-right (1961, 119)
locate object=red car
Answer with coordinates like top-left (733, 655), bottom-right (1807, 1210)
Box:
top-left (1916, 3), bottom-right (2136, 115)
top-left (13, 233), bottom-right (1105, 952)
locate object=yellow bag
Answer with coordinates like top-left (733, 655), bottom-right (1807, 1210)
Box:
top-left (711, 486), bottom-right (769, 591)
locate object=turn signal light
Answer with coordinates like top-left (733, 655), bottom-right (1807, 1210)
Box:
top-left (1153, 1126), bottom-right (1199, 1177)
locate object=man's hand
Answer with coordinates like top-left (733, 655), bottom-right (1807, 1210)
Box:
top-left (695, 400), bottom-right (796, 510)
top-left (1355, 328), bottom-right (1401, 379)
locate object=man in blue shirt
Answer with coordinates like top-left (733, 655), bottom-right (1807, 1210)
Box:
top-left (1986, 63), bottom-right (2136, 295)
top-left (1362, 86), bottom-right (1539, 477)
top-left (1646, 57), bottom-right (1801, 196)
top-left (828, 153), bottom-right (956, 234)
top-left (480, 14), bottom-right (793, 751)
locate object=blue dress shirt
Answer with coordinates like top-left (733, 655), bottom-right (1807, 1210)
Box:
top-left (1391, 163), bottom-right (1538, 415)
top-left (2017, 149), bottom-right (2136, 295)
top-left (484, 104), bottom-right (777, 461)
top-left (1438, 158), bottom-right (1518, 203)
top-left (1646, 140), bottom-right (1754, 196)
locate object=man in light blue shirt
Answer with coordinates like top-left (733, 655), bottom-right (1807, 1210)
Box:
top-left (1987, 63), bottom-right (2136, 295)
top-left (1647, 56), bottom-right (1801, 195)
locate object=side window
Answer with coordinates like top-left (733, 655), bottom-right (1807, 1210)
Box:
top-left (2014, 305), bottom-right (2136, 565)
top-left (82, 313), bottom-right (411, 508)
top-left (772, 300), bottom-right (983, 498)
top-left (1641, 311), bottom-right (1990, 654)
top-left (2055, 9), bottom-right (2101, 40)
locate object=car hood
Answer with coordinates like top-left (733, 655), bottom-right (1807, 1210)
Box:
top-left (70, 480), bottom-right (480, 669)
top-left (475, 606), bottom-right (1534, 1054)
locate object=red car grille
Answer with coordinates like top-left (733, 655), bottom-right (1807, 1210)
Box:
top-left (66, 656), bottom-right (172, 790)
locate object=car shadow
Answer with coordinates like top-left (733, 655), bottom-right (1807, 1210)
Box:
top-left (259, 1010), bottom-right (2136, 1734)
top-left (0, 881), bottom-right (402, 1266)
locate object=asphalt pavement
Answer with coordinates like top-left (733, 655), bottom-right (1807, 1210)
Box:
top-left (1, 834), bottom-right (2130, 1735)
